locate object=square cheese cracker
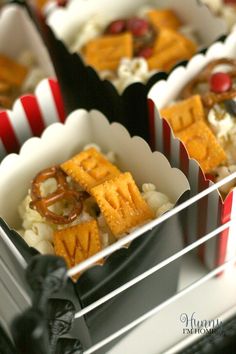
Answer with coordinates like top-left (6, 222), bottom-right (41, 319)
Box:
top-left (91, 172), bottom-right (154, 237)
top-left (54, 220), bottom-right (103, 279)
top-left (61, 147), bottom-right (120, 193)
top-left (176, 121), bottom-right (227, 173)
top-left (160, 95), bottom-right (205, 134)
top-left (84, 33), bottom-right (133, 71)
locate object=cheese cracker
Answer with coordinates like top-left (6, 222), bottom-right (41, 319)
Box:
top-left (176, 121), bottom-right (227, 173)
top-left (160, 95), bottom-right (205, 133)
top-left (61, 148), bottom-right (120, 192)
top-left (91, 172), bottom-right (154, 237)
top-left (84, 33), bottom-right (133, 71)
top-left (54, 220), bottom-right (103, 279)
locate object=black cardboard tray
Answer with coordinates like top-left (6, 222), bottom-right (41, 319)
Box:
top-left (0, 190), bottom-right (187, 353)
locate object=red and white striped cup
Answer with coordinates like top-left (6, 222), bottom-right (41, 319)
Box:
top-left (148, 31), bottom-right (236, 269)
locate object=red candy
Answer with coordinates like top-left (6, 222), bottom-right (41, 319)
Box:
top-left (57, 0), bottom-right (67, 7)
top-left (106, 20), bottom-right (126, 34)
top-left (209, 72), bottom-right (232, 93)
top-left (127, 17), bottom-right (149, 37)
top-left (138, 47), bottom-right (153, 59)
top-left (224, 0), bottom-right (236, 5)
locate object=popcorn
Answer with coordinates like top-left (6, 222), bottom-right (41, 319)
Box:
top-left (215, 165), bottom-right (236, 195)
top-left (118, 57), bottom-right (149, 79)
top-left (32, 222), bottom-right (54, 242)
top-left (34, 240), bottom-right (55, 255)
top-left (142, 183), bottom-right (173, 216)
top-left (19, 195), bottom-right (45, 230)
top-left (18, 145), bottom-right (172, 262)
top-left (110, 57), bottom-right (156, 93)
top-left (142, 183), bottom-right (156, 193)
top-left (201, 0), bottom-right (223, 13)
top-left (23, 224), bottom-right (54, 252)
top-left (21, 67), bottom-right (45, 93)
top-left (24, 229), bottom-right (42, 247)
top-left (72, 15), bottom-right (108, 52)
top-left (83, 143), bottom-right (101, 152)
top-left (208, 105), bottom-right (234, 139)
top-left (157, 202), bottom-right (174, 217)
top-left (68, 6), bottom-right (198, 92)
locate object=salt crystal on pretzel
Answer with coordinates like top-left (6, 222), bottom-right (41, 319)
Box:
top-left (0, 54), bottom-right (28, 87)
top-left (84, 33), bottom-right (133, 71)
top-left (147, 9), bottom-right (181, 31)
top-left (61, 148), bottom-right (121, 192)
top-left (54, 220), bottom-right (103, 279)
top-left (176, 121), bottom-right (227, 173)
top-left (160, 95), bottom-right (205, 133)
top-left (91, 172), bottom-right (155, 237)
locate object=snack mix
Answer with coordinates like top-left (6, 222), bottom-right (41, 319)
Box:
top-left (18, 145), bottom-right (173, 278)
top-left (161, 58), bottom-right (236, 196)
top-left (0, 51), bottom-right (46, 109)
top-left (71, 7), bottom-right (198, 92)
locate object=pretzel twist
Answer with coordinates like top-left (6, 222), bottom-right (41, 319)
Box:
top-left (30, 166), bottom-right (88, 224)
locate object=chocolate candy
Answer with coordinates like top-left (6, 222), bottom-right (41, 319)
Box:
top-left (182, 58), bottom-right (236, 109)
top-left (106, 19), bottom-right (126, 34)
top-left (224, 0), bottom-right (236, 5)
top-left (210, 72), bottom-right (232, 93)
top-left (138, 46), bottom-right (154, 59)
top-left (127, 17), bottom-right (150, 37)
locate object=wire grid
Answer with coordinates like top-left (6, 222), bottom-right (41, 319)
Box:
top-left (1, 171), bottom-right (236, 353)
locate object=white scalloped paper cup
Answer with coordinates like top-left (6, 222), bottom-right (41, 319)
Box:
top-left (0, 106), bottom-right (190, 347)
top-left (148, 31), bottom-right (236, 270)
top-left (44, 0), bottom-right (227, 95)
top-left (0, 4), bottom-right (54, 73)
top-left (0, 4), bottom-right (55, 106)
top-left (0, 109), bottom-right (189, 226)
top-left (46, 0), bottom-right (227, 48)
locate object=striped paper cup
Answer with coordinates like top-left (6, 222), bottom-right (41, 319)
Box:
top-left (148, 31), bottom-right (236, 269)
top-left (0, 78), bottom-right (65, 161)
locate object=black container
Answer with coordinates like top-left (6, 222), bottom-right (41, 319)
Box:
top-left (0, 197), bottom-right (185, 354)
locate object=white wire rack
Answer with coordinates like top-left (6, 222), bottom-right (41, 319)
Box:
top-left (1, 171), bottom-right (236, 353)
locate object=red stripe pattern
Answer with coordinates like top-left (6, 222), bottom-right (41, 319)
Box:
top-left (162, 118), bottom-right (171, 159)
top-left (0, 111), bottom-right (19, 153)
top-left (150, 95), bottom-right (234, 269)
top-left (21, 95), bottom-right (45, 137)
top-left (216, 191), bottom-right (233, 267)
top-left (0, 79), bottom-right (66, 160)
top-left (49, 79), bottom-right (66, 123)
top-left (179, 142), bottom-right (189, 178)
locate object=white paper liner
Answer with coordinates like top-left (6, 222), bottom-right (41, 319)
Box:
top-left (46, 0), bottom-right (227, 48)
top-left (0, 4), bottom-right (55, 90)
top-left (0, 110), bottom-right (189, 231)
